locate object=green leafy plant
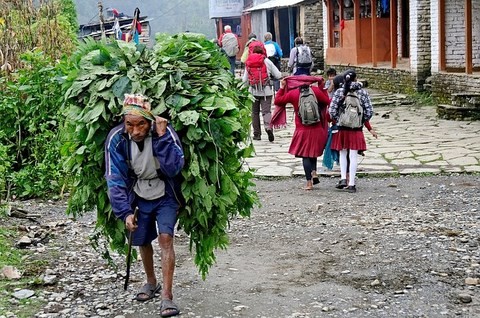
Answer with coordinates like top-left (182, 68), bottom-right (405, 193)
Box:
top-left (0, 51), bottom-right (66, 199)
top-left (62, 33), bottom-right (258, 278)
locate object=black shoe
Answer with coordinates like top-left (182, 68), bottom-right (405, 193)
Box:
top-left (346, 185), bottom-right (357, 193)
top-left (335, 179), bottom-right (347, 189)
top-left (253, 135), bottom-right (261, 140)
top-left (266, 129), bottom-right (274, 142)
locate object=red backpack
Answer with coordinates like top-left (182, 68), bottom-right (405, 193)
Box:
top-left (247, 40), bottom-right (266, 56)
top-left (246, 53), bottom-right (269, 89)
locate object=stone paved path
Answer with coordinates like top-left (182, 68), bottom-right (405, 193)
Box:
top-left (245, 90), bottom-right (480, 177)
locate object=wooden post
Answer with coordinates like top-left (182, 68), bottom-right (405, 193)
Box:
top-left (339, 0), bottom-right (343, 47)
top-left (371, 0), bottom-right (377, 66)
top-left (98, 1), bottom-right (105, 39)
top-left (354, 0), bottom-right (360, 50)
top-left (390, 0), bottom-right (397, 68)
top-left (439, 0), bottom-right (446, 71)
top-left (274, 9), bottom-right (281, 48)
top-left (465, 0), bottom-right (472, 74)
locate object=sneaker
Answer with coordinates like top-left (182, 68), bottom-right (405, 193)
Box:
top-left (346, 185), bottom-right (357, 193)
top-left (266, 129), bottom-right (274, 142)
top-left (253, 135), bottom-right (261, 141)
top-left (335, 179), bottom-right (347, 189)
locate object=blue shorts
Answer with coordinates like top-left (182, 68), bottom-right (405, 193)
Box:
top-left (131, 194), bottom-right (179, 246)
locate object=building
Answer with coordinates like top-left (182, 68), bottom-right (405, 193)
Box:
top-left (243, 0), bottom-right (325, 69)
top-left (209, 0), bottom-right (249, 57)
top-left (78, 7), bottom-right (152, 44)
top-left (321, 0), bottom-right (480, 118)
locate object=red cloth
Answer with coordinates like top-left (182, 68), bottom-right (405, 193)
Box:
top-left (270, 105), bottom-right (287, 130)
top-left (284, 75), bottom-right (325, 92)
top-left (273, 83), bottom-right (330, 158)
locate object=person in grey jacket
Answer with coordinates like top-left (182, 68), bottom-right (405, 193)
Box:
top-left (242, 45), bottom-right (282, 142)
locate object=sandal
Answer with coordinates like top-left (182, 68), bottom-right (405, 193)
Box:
top-left (134, 283), bottom-right (161, 302)
top-left (312, 171), bottom-right (320, 185)
top-left (160, 298), bottom-right (180, 317)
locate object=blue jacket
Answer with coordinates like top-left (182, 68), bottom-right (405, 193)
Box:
top-left (104, 122), bottom-right (185, 221)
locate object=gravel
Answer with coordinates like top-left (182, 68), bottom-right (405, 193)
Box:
top-left (1, 174), bottom-right (479, 318)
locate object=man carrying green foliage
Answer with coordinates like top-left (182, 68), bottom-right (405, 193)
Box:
top-left (105, 93), bottom-right (184, 317)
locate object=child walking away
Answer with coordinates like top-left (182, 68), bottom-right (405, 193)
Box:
top-left (243, 45), bottom-right (281, 142)
top-left (272, 76), bottom-right (330, 190)
top-left (324, 68), bottom-right (337, 99)
top-left (328, 70), bottom-right (373, 193)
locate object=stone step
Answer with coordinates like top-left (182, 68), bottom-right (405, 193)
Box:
top-left (451, 93), bottom-right (480, 107)
top-left (437, 104), bottom-right (480, 120)
top-left (369, 91), bottom-right (413, 107)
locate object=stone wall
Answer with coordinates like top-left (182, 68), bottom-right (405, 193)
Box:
top-left (410, 0), bottom-right (431, 91)
top-left (445, 0), bottom-right (465, 68)
top-left (430, 73), bottom-right (480, 104)
top-left (329, 66), bottom-right (417, 95)
top-left (303, 1), bottom-right (324, 70)
top-left (473, 1), bottom-right (480, 67)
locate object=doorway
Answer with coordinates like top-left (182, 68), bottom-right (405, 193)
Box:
top-left (401, 0), bottom-right (410, 58)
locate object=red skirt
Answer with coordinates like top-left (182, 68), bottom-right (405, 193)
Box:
top-left (330, 130), bottom-right (367, 151)
top-left (289, 124), bottom-right (328, 158)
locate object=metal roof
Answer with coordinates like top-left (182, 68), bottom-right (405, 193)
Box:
top-left (244, 0), bottom-right (306, 12)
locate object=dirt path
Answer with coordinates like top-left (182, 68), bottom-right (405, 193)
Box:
top-left (4, 175), bottom-right (480, 318)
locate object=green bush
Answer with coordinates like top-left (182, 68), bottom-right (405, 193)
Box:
top-left (0, 51), bottom-right (66, 199)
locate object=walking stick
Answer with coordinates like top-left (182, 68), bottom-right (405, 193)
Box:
top-left (124, 207), bottom-right (139, 290)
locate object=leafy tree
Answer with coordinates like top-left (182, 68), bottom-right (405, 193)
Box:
top-left (58, 0), bottom-right (80, 36)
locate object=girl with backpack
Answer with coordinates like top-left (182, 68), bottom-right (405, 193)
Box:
top-left (328, 70), bottom-right (373, 193)
top-left (272, 76), bottom-right (330, 190)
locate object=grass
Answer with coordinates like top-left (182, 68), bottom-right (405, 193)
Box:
top-left (410, 91), bottom-right (435, 106)
top-left (0, 223), bottom-right (47, 317)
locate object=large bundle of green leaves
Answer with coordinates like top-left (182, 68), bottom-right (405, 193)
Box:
top-left (62, 33), bottom-right (258, 277)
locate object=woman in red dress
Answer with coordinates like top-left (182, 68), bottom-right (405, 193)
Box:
top-left (273, 76), bottom-right (330, 190)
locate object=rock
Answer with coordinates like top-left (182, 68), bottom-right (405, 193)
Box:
top-left (371, 279), bottom-right (381, 286)
top-left (465, 277), bottom-right (479, 285)
top-left (233, 305), bottom-right (248, 311)
top-left (1, 266), bottom-right (21, 280)
top-left (17, 236), bottom-right (32, 247)
top-left (42, 275), bottom-right (58, 285)
top-left (458, 293), bottom-right (472, 303)
top-left (13, 289), bottom-right (35, 300)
